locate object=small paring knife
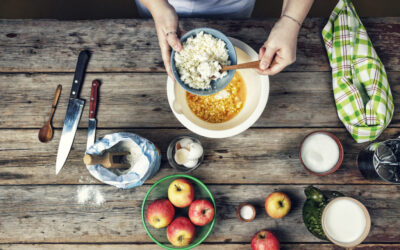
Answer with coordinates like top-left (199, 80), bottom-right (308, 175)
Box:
top-left (87, 80), bottom-right (101, 150)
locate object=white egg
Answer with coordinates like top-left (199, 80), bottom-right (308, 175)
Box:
top-left (174, 148), bottom-right (190, 165)
top-left (178, 138), bottom-right (193, 149)
top-left (183, 158), bottom-right (198, 168)
top-left (188, 142), bottom-right (203, 160)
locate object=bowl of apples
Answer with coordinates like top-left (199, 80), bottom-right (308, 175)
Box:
top-left (142, 174), bottom-right (216, 249)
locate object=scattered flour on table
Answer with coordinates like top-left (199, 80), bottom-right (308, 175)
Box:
top-left (78, 175), bottom-right (97, 184)
top-left (77, 185), bottom-right (105, 206)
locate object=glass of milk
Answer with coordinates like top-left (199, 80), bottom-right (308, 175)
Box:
top-left (322, 197), bottom-right (371, 248)
top-left (299, 131), bottom-right (344, 176)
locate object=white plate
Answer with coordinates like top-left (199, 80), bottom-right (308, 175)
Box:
top-left (167, 37), bottom-right (269, 138)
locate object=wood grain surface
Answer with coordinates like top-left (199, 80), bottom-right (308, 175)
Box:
top-left (0, 185), bottom-right (398, 243)
top-left (0, 72), bottom-right (400, 129)
top-left (0, 18), bottom-right (399, 73)
top-left (1, 244), bottom-right (399, 250)
top-left (1, 18), bottom-right (399, 248)
top-left (2, 128), bottom-right (400, 185)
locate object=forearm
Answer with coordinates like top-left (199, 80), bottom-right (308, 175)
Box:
top-left (281, 0), bottom-right (314, 24)
top-left (138, 0), bottom-right (172, 18)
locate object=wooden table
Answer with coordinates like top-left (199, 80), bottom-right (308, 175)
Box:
top-left (0, 18), bottom-right (399, 249)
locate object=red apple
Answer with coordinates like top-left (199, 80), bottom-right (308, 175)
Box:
top-left (265, 192), bottom-right (291, 219)
top-left (146, 199), bottom-right (175, 229)
top-left (188, 199), bottom-right (214, 226)
top-left (168, 178), bottom-right (194, 208)
top-left (167, 217), bottom-right (196, 247)
top-left (251, 230), bottom-right (280, 250)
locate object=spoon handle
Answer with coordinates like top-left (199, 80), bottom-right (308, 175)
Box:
top-left (222, 60), bottom-right (261, 71)
top-left (52, 85), bottom-right (62, 108)
top-left (49, 84), bottom-right (62, 121)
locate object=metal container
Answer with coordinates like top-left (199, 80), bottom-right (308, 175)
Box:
top-left (357, 138), bottom-right (400, 184)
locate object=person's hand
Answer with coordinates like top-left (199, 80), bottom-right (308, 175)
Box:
top-left (257, 17), bottom-right (301, 76)
top-left (152, 3), bottom-right (182, 79)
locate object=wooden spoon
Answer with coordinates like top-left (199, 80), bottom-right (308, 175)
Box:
top-left (83, 152), bottom-right (131, 169)
top-left (202, 60), bottom-right (262, 80)
top-left (38, 84), bottom-right (62, 143)
top-left (220, 60), bottom-right (261, 73)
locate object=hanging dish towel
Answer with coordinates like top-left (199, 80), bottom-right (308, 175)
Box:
top-left (322, 0), bottom-right (394, 143)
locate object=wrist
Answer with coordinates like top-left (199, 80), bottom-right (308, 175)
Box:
top-left (277, 15), bottom-right (301, 33)
top-left (281, 14), bottom-right (302, 27)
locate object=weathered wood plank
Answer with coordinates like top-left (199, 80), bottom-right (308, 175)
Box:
top-left (1, 72), bottom-right (400, 128)
top-left (1, 128), bottom-right (400, 185)
top-left (0, 18), bottom-right (399, 73)
top-left (0, 185), bottom-right (398, 243)
top-left (1, 243), bottom-right (399, 250)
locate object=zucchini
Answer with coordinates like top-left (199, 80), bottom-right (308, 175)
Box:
top-left (302, 186), bottom-right (344, 240)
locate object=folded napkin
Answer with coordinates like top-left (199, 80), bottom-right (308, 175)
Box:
top-left (322, 0), bottom-right (394, 143)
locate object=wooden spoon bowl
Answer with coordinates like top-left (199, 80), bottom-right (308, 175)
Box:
top-left (38, 84), bottom-right (62, 143)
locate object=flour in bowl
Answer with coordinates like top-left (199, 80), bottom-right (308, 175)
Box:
top-left (174, 31), bottom-right (230, 89)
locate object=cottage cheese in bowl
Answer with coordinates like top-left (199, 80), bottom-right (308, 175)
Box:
top-left (171, 28), bottom-right (237, 96)
top-left (174, 31), bottom-right (230, 89)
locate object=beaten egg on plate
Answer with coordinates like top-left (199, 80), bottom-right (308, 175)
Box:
top-left (186, 71), bottom-right (246, 123)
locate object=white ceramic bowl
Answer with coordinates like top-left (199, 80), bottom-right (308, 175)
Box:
top-left (167, 38), bottom-right (269, 138)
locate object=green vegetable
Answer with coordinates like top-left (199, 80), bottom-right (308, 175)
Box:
top-left (302, 186), bottom-right (344, 240)
top-left (305, 186), bottom-right (325, 203)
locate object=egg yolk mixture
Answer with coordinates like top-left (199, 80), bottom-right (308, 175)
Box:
top-left (186, 71), bottom-right (246, 123)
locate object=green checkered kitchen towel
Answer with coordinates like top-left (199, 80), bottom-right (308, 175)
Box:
top-left (322, 0), bottom-right (394, 143)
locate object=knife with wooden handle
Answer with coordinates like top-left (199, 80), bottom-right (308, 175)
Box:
top-left (87, 80), bottom-right (101, 150)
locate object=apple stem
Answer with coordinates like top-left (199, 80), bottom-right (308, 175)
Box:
top-left (279, 197), bottom-right (286, 207)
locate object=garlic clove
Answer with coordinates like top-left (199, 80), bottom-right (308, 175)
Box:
top-left (183, 158), bottom-right (198, 168)
top-left (174, 148), bottom-right (190, 165)
top-left (188, 142), bottom-right (203, 160)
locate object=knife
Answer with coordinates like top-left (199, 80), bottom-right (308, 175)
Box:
top-left (87, 80), bottom-right (100, 150)
top-left (56, 50), bottom-right (91, 175)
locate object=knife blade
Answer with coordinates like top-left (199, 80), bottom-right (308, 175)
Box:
top-left (56, 50), bottom-right (91, 175)
top-left (87, 80), bottom-right (101, 150)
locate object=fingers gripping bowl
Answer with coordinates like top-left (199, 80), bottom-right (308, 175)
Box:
top-left (167, 37), bottom-right (269, 138)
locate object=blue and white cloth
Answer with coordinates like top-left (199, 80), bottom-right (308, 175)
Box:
top-left (135, 0), bottom-right (256, 18)
top-left (86, 132), bottom-right (161, 189)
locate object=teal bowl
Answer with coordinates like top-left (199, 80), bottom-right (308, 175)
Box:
top-left (171, 27), bottom-right (237, 96)
top-left (142, 174), bottom-right (216, 249)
